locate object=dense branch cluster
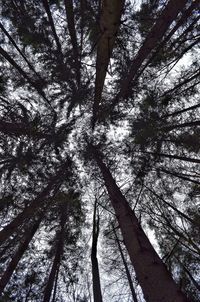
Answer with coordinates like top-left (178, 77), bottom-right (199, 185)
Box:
top-left (0, 0), bottom-right (199, 301)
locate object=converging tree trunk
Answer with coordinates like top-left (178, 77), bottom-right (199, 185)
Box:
top-left (113, 225), bottom-right (138, 302)
top-left (89, 143), bottom-right (190, 302)
top-left (0, 217), bottom-right (41, 295)
top-left (91, 199), bottom-right (103, 302)
top-left (43, 209), bottom-right (66, 302)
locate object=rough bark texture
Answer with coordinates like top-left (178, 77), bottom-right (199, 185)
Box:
top-left (91, 200), bottom-right (103, 302)
top-left (90, 144), bottom-right (190, 302)
top-left (0, 218), bottom-right (41, 295)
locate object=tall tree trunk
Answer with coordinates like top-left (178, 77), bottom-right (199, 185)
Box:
top-left (41, 0), bottom-right (63, 55)
top-left (43, 208), bottom-right (67, 302)
top-left (144, 151), bottom-right (200, 165)
top-left (0, 46), bottom-right (49, 104)
top-left (0, 217), bottom-right (41, 295)
top-left (162, 120), bottom-right (200, 132)
top-left (114, 0), bottom-right (188, 105)
top-left (91, 199), bottom-right (103, 302)
top-left (51, 267), bottom-right (59, 302)
top-left (64, 0), bottom-right (80, 85)
top-left (113, 225), bottom-right (138, 302)
top-left (0, 164), bottom-right (66, 245)
top-left (89, 143), bottom-right (190, 302)
top-left (160, 168), bottom-right (200, 186)
top-left (175, 257), bottom-right (200, 292)
top-left (0, 21), bottom-right (43, 80)
top-left (144, 185), bottom-right (199, 227)
top-left (92, 0), bottom-right (125, 127)
top-left (43, 243), bottom-right (62, 302)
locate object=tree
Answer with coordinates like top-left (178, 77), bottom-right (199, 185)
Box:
top-left (0, 0), bottom-right (199, 301)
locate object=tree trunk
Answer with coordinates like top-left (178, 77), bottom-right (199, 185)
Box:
top-left (64, 0), bottom-right (80, 85)
top-left (0, 164), bottom-right (65, 245)
top-left (43, 243), bottom-right (62, 302)
top-left (0, 46), bottom-right (48, 103)
top-left (144, 185), bottom-right (199, 227)
top-left (115, 0), bottom-right (188, 104)
top-left (92, 0), bottom-right (125, 127)
top-left (43, 209), bottom-right (66, 302)
top-left (0, 218), bottom-right (41, 295)
top-left (91, 199), bottom-right (103, 302)
top-left (113, 225), bottom-right (138, 302)
top-left (160, 168), bottom-right (200, 186)
top-left (89, 144), bottom-right (190, 302)
top-left (162, 120), bottom-right (200, 132)
top-left (42, 0), bottom-right (63, 55)
top-left (144, 151), bottom-right (200, 165)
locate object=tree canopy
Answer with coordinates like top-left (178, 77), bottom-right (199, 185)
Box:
top-left (0, 0), bottom-right (199, 301)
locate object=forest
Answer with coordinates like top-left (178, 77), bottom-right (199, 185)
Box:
top-left (0, 0), bottom-right (199, 301)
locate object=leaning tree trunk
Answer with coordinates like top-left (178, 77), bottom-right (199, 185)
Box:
top-left (113, 225), bottom-right (138, 302)
top-left (0, 164), bottom-right (65, 245)
top-left (91, 199), bottom-right (103, 302)
top-left (89, 144), bottom-right (190, 302)
top-left (0, 217), bottom-right (41, 295)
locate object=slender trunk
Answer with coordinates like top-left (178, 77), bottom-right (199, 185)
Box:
top-left (144, 151), bottom-right (200, 165)
top-left (144, 185), bottom-right (199, 227)
top-left (0, 164), bottom-right (65, 245)
top-left (43, 242), bottom-right (62, 302)
top-left (134, 1), bottom-right (200, 82)
top-left (64, 0), bottom-right (80, 85)
top-left (161, 120), bottom-right (200, 132)
top-left (42, 0), bottom-right (63, 55)
top-left (175, 257), bottom-right (200, 292)
top-left (0, 218), bottom-right (41, 295)
top-left (0, 21), bottom-right (43, 81)
top-left (92, 0), bottom-right (124, 127)
top-left (160, 168), bottom-right (200, 186)
top-left (89, 144), bottom-right (189, 302)
top-left (0, 46), bottom-right (49, 105)
top-left (113, 225), bottom-right (138, 302)
top-left (51, 267), bottom-right (59, 302)
top-left (115, 0), bottom-right (187, 104)
top-left (43, 209), bottom-right (66, 302)
top-left (91, 199), bottom-right (103, 302)
top-left (161, 69), bottom-right (200, 100)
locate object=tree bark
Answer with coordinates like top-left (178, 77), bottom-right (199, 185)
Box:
top-left (64, 0), bottom-right (80, 85)
top-left (92, 0), bottom-right (124, 127)
top-left (91, 199), bottom-right (103, 302)
top-left (144, 151), bottom-right (200, 165)
top-left (144, 185), bottom-right (199, 227)
top-left (43, 212), bottom-right (66, 302)
top-left (0, 163), bottom-right (66, 245)
top-left (89, 143), bottom-right (190, 302)
top-left (114, 0), bottom-right (188, 105)
top-left (0, 217), bottom-right (41, 295)
top-left (160, 168), bottom-right (200, 186)
top-left (0, 21), bottom-right (43, 81)
top-left (161, 120), bottom-right (200, 133)
top-left (42, 0), bottom-right (63, 55)
top-left (43, 240), bottom-right (62, 302)
top-left (113, 225), bottom-right (138, 302)
top-left (0, 46), bottom-right (49, 104)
